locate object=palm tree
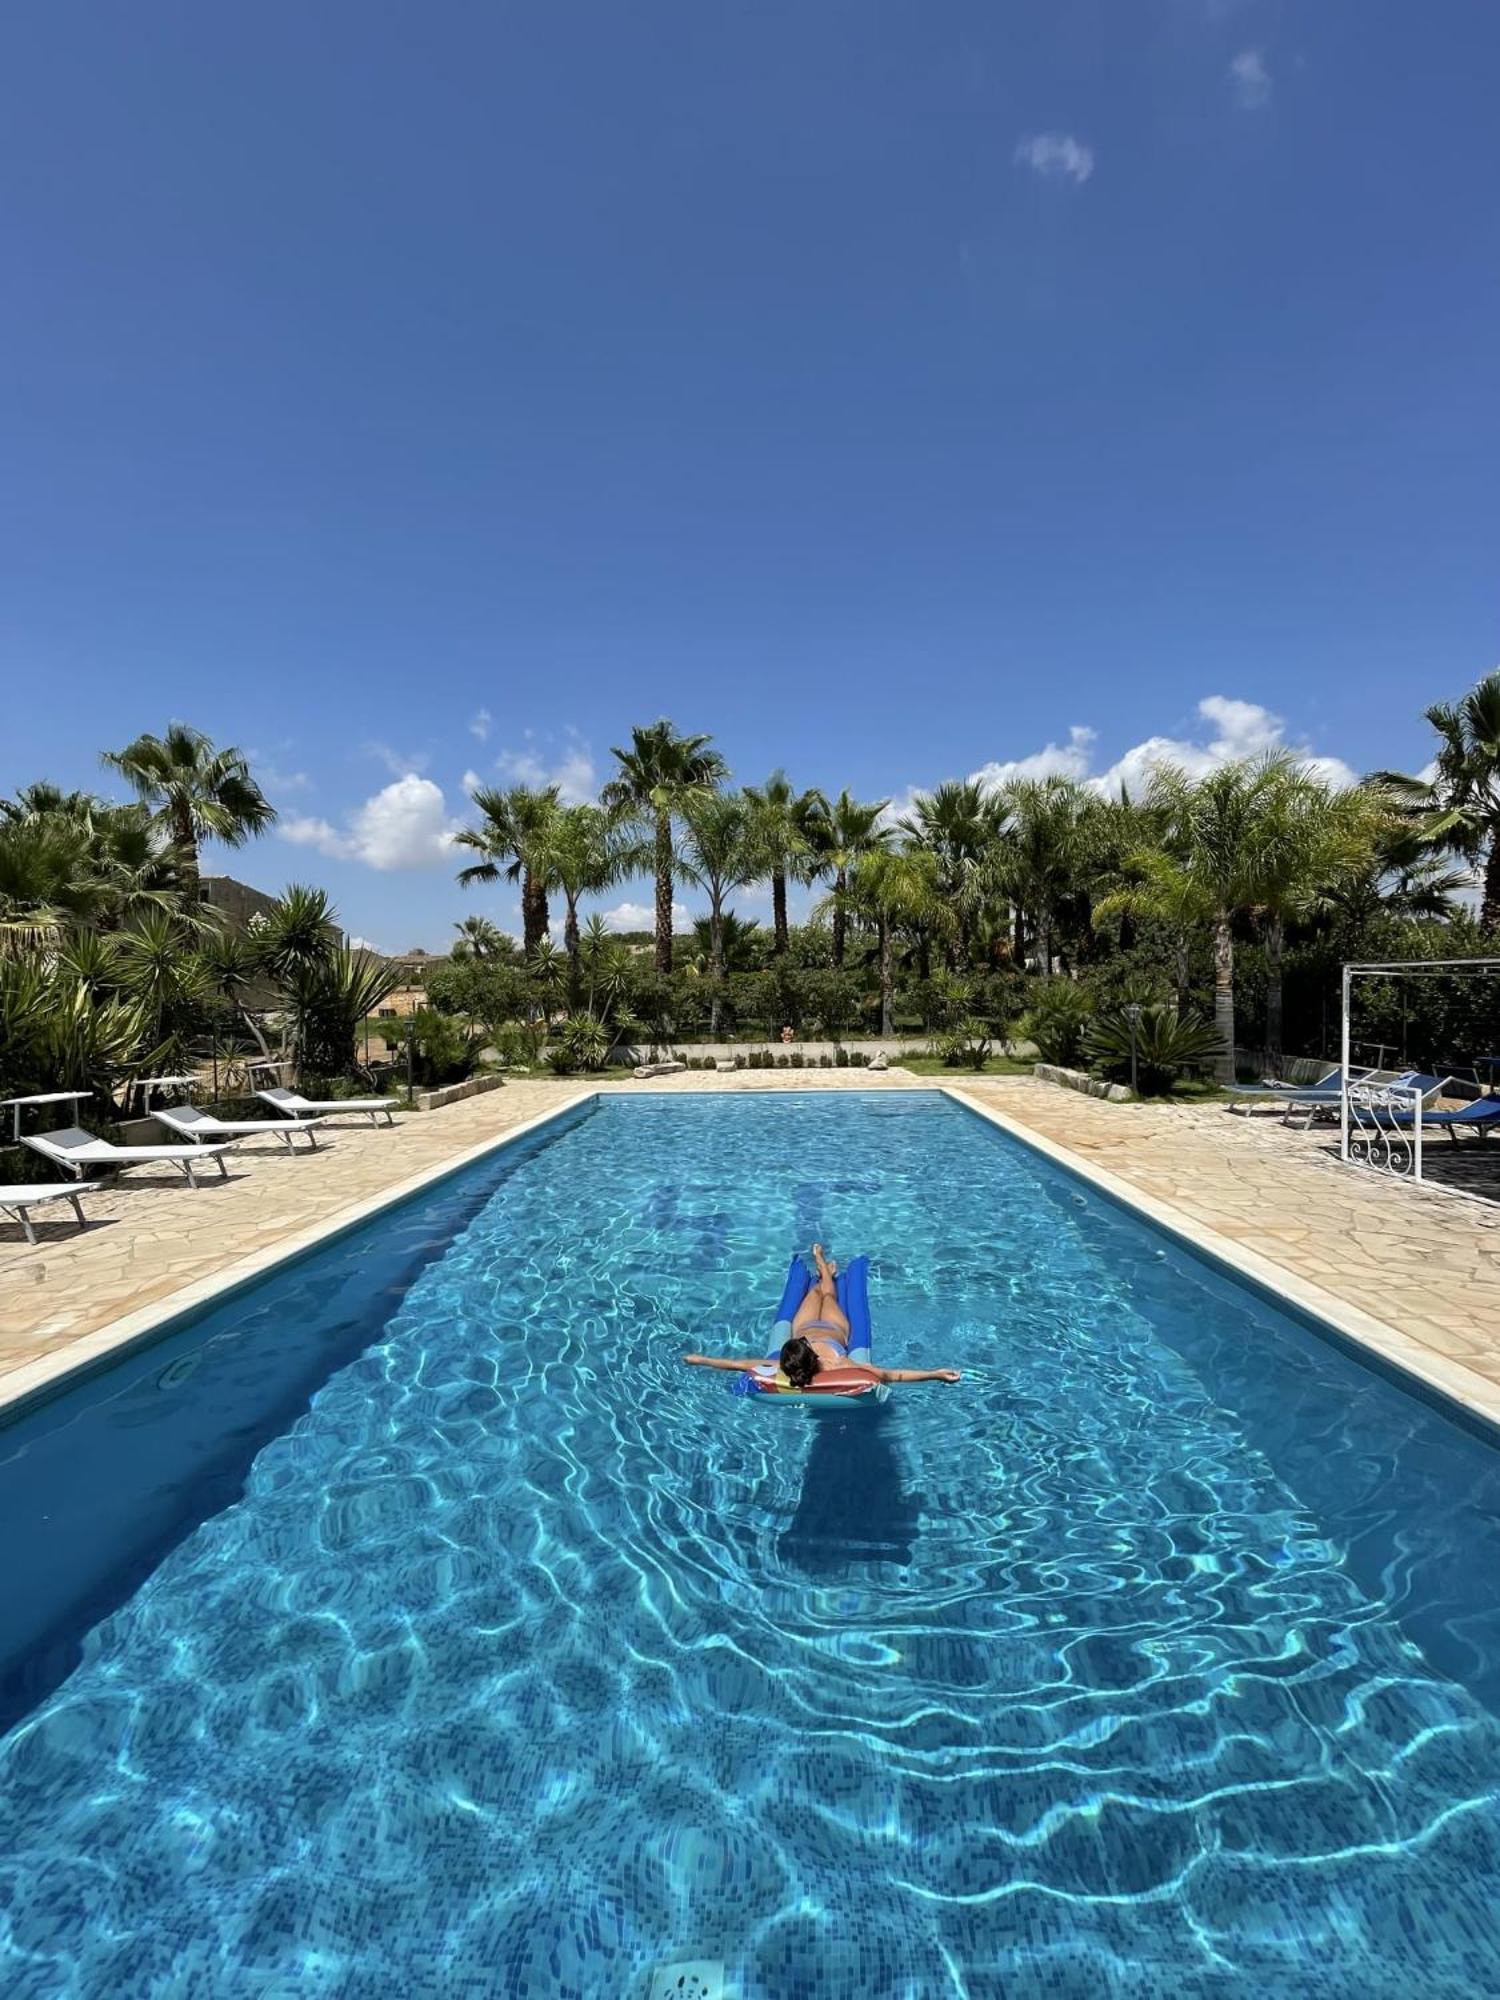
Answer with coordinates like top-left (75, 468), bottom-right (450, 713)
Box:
top-left (1254, 775), bottom-right (1379, 1064)
top-left (992, 777), bottom-right (1092, 977)
top-left (812, 790), bottom-right (891, 967)
top-left (745, 772), bottom-right (826, 957)
top-left (538, 803), bottom-right (639, 986)
top-left (602, 722), bottom-right (726, 973)
top-left (844, 847), bottom-right (943, 1036)
top-left (454, 784), bottom-right (563, 954)
top-left (101, 723), bottom-right (274, 903)
top-left (1130, 756), bottom-right (1306, 1081)
top-left (452, 914), bottom-right (509, 959)
top-left (1375, 668), bottom-right (1500, 931)
top-left (678, 791), bottom-right (758, 1030)
top-left (689, 911), bottom-right (760, 977)
top-left (902, 779), bottom-right (1002, 968)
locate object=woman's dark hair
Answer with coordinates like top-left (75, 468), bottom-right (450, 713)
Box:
top-left (780, 1335), bottom-right (820, 1389)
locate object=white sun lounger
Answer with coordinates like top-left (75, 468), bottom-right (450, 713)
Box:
top-left (0, 1181), bottom-right (101, 1245)
top-left (23, 1126), bottom-right (233, 1188)
top-left (154, 1104), bottom-right (323, 1153)
top-left (257, 1087), bottom-right (396, 1128)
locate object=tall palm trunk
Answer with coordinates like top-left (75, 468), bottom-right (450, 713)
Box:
top-left (1483, 838), bottom-right (1500, 935)
top-left (772, 870), bottom-right (788, 955)
top-left (564, 892), bottom-right (582, 1000)
top-left (832, 868), bottom-right (848, 967)
top-left (709, 899), bottom-right (725, 1036)
top-left (1264, 911), bottom-right (1285, 1067)
top-left (522, 874), bottom-right (549, 955)
top-left (878, 915), bottom-right (893, 1037)
top-left (1035, 909), bottom-right (1052, 980)
top-left (1213, 915), bottom-right (1236, 1082)
top-left (174, 803), bottom-right (201, 906)
top-left (1012, 906), bottom-right (1024, 963)
top-left (654, 810), bottom-right (674, 974)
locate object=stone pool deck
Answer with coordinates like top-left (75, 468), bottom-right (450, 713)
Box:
top-left (3, 1071), bottom-right (1500, 1424)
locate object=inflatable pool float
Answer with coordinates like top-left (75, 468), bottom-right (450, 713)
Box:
top-left (729, 1254), bottom-right (882, 1399)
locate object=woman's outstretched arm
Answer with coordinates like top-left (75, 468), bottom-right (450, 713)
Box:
top-left (879, 1366), bottom-right (961, 1384)
top-left (682, 1353), bottom-right (763, 1372)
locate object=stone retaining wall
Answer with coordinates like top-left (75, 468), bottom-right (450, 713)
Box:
top-left (413, 1075), bottom-right (506, 1113)
top-left (1033, 1062), bottom-right (1133, 1103)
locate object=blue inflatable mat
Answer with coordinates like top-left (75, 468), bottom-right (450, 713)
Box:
top-left (728, 1254), bottom-right (872, 1397)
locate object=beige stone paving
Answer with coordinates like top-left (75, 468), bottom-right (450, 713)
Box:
top-left (954, 1079), bottom-right (1500, 1409)
top-left (4, 1069), bottom-right (1500, 1423)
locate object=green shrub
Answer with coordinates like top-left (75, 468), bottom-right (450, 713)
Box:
top-left (402, 1006), bottom-right (477, 1087)
top-left (934, 1017), bottom-right (993, 1070)
top-left (1083, 1004), bottom-right (1224, 1096)
top-left (849, 1050), bottom-right (869, 1067)
top-left (1020, 982), bottom-right (1094, 1067)
top-left (545, 1013), bottom-right (612, 1076)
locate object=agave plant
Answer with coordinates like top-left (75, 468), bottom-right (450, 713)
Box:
top-left (1083, 1002), bottom-right (1224, 1096)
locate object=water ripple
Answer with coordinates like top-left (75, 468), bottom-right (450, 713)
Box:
top-left (1, 1093), bottom-right (1499, 1996)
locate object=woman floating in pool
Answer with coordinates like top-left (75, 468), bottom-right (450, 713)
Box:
top-left (682, 1244), bottom-right (961, 1390)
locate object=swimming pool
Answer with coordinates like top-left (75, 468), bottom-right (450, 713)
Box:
top-left (2, 1089), bottom-right (1500, 1996)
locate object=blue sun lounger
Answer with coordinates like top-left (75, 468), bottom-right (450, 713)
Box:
top-left (1351, 1095), bottom-right (1500, 1144)
top-left (1228, 1066), bottom-right (1367, 1114)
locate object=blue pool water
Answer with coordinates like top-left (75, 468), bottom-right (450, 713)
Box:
top-left (3, 1091), bottom-right (1500, 1997)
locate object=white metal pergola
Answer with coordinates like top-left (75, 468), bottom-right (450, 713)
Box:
top-left (1339, 957), bottom-right (1500, 1186)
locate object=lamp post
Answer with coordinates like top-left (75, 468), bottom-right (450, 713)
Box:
top-left (1124, 1002), bottom-right (1143, 1099)
top-left (405, 1013), bottom-right (415, 1109)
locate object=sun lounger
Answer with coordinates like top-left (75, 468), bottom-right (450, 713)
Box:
top-left (1278, 1069), bottom-right (1450, 1129)
top-left (22, 1126), bottom-right (232, 1188)
top-left (154, 1105), bottom-right (323, 1153)
top-left (257, 1087), bottom-right (396, 1128)
top-left (1228, 1066), bottom-right (1365, 1112)
top-left (1351, 1094), bottom-right (1500, 1144)
top-left (0, 1181), bottom-right (101, 1245)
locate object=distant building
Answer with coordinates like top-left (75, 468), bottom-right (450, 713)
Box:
top-left (383, 946), bottom-right (449, 987)
top-left (200, 876), bottom-right (280, 930)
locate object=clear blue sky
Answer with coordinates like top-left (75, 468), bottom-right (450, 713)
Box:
top-left (4, 2), bottom-right (1496, 949)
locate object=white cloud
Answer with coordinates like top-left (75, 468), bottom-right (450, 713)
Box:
top-left (460, 768), bottom-right (482, 795)
top-left (889, 698), bottom-right (1359, 817)
top-left (349, 934), bottom-right (382, 953)
top-left (1014, 133), bottom-right (1095, 185)
top-left (280, 774), bottom-right (464, 870)
top-left (601, 899), bottom-right (690, 933)
top-left (469, 707), bottom-right (492, 743)
top-left (1230, 49), bottom-right (1272, 109)
top-left (974, 726), bottom-right (1097, 791)
top-left (493, 728), bottom-right (596, 805)
top-left (1093, 697), bottom-right (1357, 796)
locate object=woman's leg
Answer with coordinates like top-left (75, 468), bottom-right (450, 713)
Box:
top-left (792, 1246), bottom-right (850, 1337)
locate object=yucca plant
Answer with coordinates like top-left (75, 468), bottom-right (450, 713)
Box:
top-left (286, 945), bottom-right (400, 1083)
top-left (1083, 1003), bottom-right (1224, 1096)
top-left (545, 1012), bottom-right (612, 1074)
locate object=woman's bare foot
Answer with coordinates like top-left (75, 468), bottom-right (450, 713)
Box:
top-left (812, 1242), bottom-right (838, 1284)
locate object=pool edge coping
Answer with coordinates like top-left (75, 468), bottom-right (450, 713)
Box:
top-left (0, 1089), bottom-right (597, 1421)
top-left (945, 1085), bottom-right (1500, 1433)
